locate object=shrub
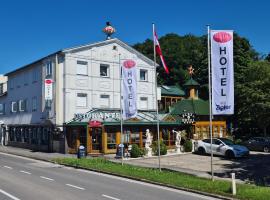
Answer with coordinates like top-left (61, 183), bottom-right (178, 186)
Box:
top-left (183, 140), bottom-right (193, 152)
top-left (152, 140), bottom-right (167, 155)
top-left (130, 144), bottom-right (144, 158)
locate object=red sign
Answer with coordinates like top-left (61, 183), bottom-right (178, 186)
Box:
top-left (213, 32), bottom-right (232, 43)
top-left (89, 120), bottom-right (102, 127)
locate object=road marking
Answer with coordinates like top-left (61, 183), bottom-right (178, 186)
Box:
top-left (0, 189), bottom-right (21, 200)
top-left (78, 169), bottom-right (219, 200)
top-left (65, 184), bottom-right (85, 190)
top-left (40, 176), bottom-right (54, 181)
top-left (102, 194), bottom-right (121, 200)
top-left (3, 165), bottom-right (12, 169)
top-left (19, 170), bottom-right (31, 175)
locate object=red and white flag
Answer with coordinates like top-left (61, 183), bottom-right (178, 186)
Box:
top-left (153, 26), bottom-right (169, 74)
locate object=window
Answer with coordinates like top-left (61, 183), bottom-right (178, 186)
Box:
top-left (140, 97), bottom-right (148, 110)
top-left (76, 60), bottom-right (88, 75)
top-left (11, 101), bottom-right (18, 113)
top-left (0, 103), bottom-right (5, 115)
top-left (32, 97), bottom-right (37, 112)
top-left (76, 93), bottom-right (87, 107)
top-left (106, 128), bottom-right (117, 149)
top-left (140, 69), bottom-right (148, 81)
top-left (24, 73), bottom-right (29, 85)
top-left (100, 94), bottom-right (110, 108)
top-left (0, 83), bottom-right (3, 94)
top-left (100, 64), bottom-right (109, 77)
top-left (9, 79), bottom-right (14, 90)
top-left (32, 69), bottom-right (38, 83)
top-left (46, 61), bottom-right (53, 77)
top-left (19, 99), bottom-right (27, 112)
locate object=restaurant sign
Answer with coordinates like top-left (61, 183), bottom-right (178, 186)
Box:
top-left (74, 111), bottom-right (120, 122)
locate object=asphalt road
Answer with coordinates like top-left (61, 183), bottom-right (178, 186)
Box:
top-left (0, 153), bottom-right (220, 200)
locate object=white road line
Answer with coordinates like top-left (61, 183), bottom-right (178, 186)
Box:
top-left (102, 194), bottom-right (121, 200)
top-left (0, 189), bottom-right (21, 200)
top-left (19, 170), bottom-right (31, 175)
top-left (78, 169), bottom-right (219, 200)
top-left (65, 184), bottom-right (85, 190)
top-left (3, 165), bottom-right (12, 169)
top-left (40, 176), bottom-right (54, 181)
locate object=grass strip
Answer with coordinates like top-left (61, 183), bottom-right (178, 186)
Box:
top-left (53, 157), bottom-right (270, 200)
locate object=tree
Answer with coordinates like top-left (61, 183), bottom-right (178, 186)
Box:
top-left (133, 32), bottom-right (269, 136)
top-left (236, 61), bottom-right (270, 136)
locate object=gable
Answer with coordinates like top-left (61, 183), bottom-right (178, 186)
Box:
top-left (63, 38), bottom-right (155, 67)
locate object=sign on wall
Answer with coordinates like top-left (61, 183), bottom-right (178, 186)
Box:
top-left (121, 59), bottom-right (137, 120)
top-left (45, 79), bottom-right (53, 100)
top-left (181, 113), bottom-right (195, 124)
top-left (211, 30), bottom-right (234, 115)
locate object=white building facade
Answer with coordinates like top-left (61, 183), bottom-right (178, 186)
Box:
top-left (0, 38), bottom-right (157, 152)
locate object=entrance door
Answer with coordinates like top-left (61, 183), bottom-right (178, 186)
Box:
top-left (90, 128), bottom-right (102, 153)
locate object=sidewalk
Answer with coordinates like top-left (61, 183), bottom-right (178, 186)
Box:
top-left (0, 145), bottom-right (76, 161)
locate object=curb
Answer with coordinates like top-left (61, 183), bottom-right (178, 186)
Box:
top-left (58, 163), bottom-right (237, 200)
top-left (0, 150), bottom-right (237, 200)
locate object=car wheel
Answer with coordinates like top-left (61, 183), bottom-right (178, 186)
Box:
top-left (225, 150), bottom-right (235, 159)
top-left (198, 147), bottom-right (206, 155)
top-left (263, 146), bottom-right (269, 153)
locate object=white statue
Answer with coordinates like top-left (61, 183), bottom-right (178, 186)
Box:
top-left (145, 129), bottom-right (153, 157)
top-left (173, 130), bottom-right (182, 153)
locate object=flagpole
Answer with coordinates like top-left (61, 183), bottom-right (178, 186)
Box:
top-left (153, 23), bottom-right (161, 172)
top-left (207, 25), bottom-right (214, 181)
top-left (119, 53), bottom-right (124, 166)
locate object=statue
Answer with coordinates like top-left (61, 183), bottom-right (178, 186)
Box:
top-left (173, 130), bottom-right (182, 153)
top-left (145, 129), bottom-right (153, 157)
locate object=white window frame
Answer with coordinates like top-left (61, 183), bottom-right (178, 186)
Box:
top-left (24, 72), bottom-right (29, 85)
top-left (100, 64), bottom-right (110, 77)
top-left (19, 99), bottom-right (27, 112)
top-left (100, 94), bottom-right (110, 108)
top-left (9, 79), bottom-right (14, 90)
top-left (140, 69), bottom-right (148, 81)
top-left (76, 93), bottom-right (87, 107)
top-left (32, 69), bottom-right (38, 83)
top-left (46, 61), bottom-right (53, 77)
top-left (32, 97), bottom-right (37, 112)
top-left (140, 97), bottom-right (148, 110)
top-left (11, 101), bottom-right (18, 113)
top-left (76, 60), bottom-right (88, 76)
top-left (0, 103), bottom-right (5, 115)
top-left (0, 83), bottom-right (3, 94)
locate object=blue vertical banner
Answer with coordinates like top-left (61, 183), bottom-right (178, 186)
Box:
top-left (121, 59), bottom-right (137, 120)
top-left (211, 30), bottom-right (234, 115)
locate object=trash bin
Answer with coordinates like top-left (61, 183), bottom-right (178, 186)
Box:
top-left (116, 144), bottom-right (124, 158)
top-left (77, 145), bottom-right (86, 159)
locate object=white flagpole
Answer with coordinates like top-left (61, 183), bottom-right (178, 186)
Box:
top-left (207, 25), bottom-right (214, 181)
top-left (153, 23), bottom-right (161, 172)
top-left (119, 53), bottom-right (124, 166)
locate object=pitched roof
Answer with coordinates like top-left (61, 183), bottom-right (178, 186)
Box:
top-left (161, 85), bottom-right (185, 97)
top-left (170, 98), bottom-right (209, 115)
top-left (5, 38), bottom-right (155, 76)
top-left (62, 38), bottom-right (156, 66)
top-left (183, 78), bottom-right (200, 87)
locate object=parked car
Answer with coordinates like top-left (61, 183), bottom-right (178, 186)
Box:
top-left (242, 137), bottom-right (270, 153)
top-left (194, 138), bottom-right (249, 158)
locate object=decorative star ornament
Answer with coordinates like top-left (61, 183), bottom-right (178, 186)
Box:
top-left (188, 65), bottom-right (194, 76)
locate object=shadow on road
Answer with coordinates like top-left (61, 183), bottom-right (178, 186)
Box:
top-left (211, 152), bottom-right (270, 186)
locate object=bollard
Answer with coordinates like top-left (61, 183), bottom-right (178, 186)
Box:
top-left (231, 173), bottom-right (236, 195)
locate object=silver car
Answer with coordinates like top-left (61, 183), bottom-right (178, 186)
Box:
top-left (195, 138), bottom-right (249, 158)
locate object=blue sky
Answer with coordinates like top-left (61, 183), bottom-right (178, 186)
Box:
top-left (0, 0), bottom-right (269, 74)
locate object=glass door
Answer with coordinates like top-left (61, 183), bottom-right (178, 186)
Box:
top-left (90, 128), bottom-right (102, 152)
